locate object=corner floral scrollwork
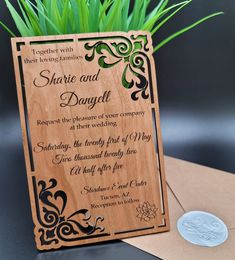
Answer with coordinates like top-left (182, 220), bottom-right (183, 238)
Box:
top-left (33, 177), bottom-right (105, 246)
top-left (84, 35), bottom-right (151, 101)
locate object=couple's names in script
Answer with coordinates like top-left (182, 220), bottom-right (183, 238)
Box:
top-left (24, 45), bottom-right (112, 110)
top-left (32, 69), bottom-right (111, 110)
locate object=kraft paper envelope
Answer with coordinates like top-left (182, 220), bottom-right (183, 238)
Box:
top-left (123, 157), bottom-right (235, 260)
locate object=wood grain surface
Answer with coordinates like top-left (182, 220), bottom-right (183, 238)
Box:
top-left (11, 31), bottom-right (169, 250)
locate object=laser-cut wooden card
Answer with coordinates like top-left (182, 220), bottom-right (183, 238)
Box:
top-left (11, 31), bottom-right (169, 251)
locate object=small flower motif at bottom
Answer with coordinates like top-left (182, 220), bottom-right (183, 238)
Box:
top-left (136, 202), bottom-right (158, 222)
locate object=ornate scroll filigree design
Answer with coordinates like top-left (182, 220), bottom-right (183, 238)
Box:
top-left (32, 177), bottom-right (105, 246)
top-left (84, 35), bottom-right (151, 101)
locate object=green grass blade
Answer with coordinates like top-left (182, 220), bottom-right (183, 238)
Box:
top-left (17, 0), bottom-right (33, 30)
top-left (158, 1), bottom-right (190, 20)
top-left (67, 6), bottom-right (75, 33)
top-left (146, 0), bottom-right (167, 21)
top-left (99, 0), bottom-right (113, 22)
top-left (154, 12), bottom-right (224, 52)
top-left (50, 0), bottom-right (62, 29)
top-left (0, 20), bottom-right (16, 36)
top-left (128, 0), bottom-right (143, 30)
top-left (0, 0), bottom-right (224, 53)
top-left (27, 0), bottom-right (62, 35)
top-left (121, 0), bottom-right (130, 31)
top-left (152, 0), bottom-right (192, 35)
top-left (78, 0), bottom-right (89, 33)
top-left (143, 0), bottom-right (169, 32)
top-left (56, 0), bottom-right (64, 14)
top-left (4, 0), bottom-right (32, 36)
top-left (99, 0), bottom-right (115, 32)
top-left (103, 0), bottom-right (122, 31)
top-left (19, 0), bottom-right (43, 35)
top-left (89, 0), bottom-right (100, 32)
top-left (70, 0), bottom-right (80, 32)
top-left (35, 0), bottom-right (48, 35)
top-left (112, 0), bottom-right (123, 31)
top-left (138, 0), bottom-right (151, 29)
top-left (43, 0), bottom-right (51, 17)
top-left (61, 0), bottom-right (70, 33)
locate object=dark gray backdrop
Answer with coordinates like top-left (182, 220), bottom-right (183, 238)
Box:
top-left (153, 0), bottom-right (235, 173)
top-left (0, 0), bottom-right (234, 259)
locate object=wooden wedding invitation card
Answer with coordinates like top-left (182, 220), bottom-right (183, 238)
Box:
top-left (11, 31), bottom-right (169, 250)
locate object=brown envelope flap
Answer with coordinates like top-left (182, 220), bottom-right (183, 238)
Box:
top-left (165, 157), bottom-right (235, 229)
top-left (124, 157), bottom-right (235, 260)
top-left (125, 228), bottom-right (235, 260)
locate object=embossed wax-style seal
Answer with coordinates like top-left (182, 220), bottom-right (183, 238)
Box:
top-left (177, 211), bottom-right (228, 247)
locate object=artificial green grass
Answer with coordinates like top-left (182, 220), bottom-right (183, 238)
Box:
top-left (1, 0), bottom-right (223, 52)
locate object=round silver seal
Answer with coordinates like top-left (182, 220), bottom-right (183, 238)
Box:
top-left (177, 211), bottom-right (228, 247)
